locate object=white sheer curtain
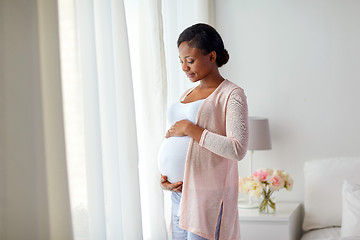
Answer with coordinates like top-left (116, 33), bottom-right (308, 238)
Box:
top-left (59, 0), bottom-right (215, 239)
top-left (126, 0), bottom-right (216, 238)
top-left (124, 0), bottom-right (169, 239)
top-left (59, 0), bottom-right (142, 239)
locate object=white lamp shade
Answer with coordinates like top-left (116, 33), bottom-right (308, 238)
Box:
top-left (248, 117), bottom-right (271, 151)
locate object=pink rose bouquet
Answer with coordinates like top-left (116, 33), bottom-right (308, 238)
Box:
top-left (239, 168), bottom-right (294, 214)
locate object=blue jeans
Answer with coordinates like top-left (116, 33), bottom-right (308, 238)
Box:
top-left (171, 192), bottom-right (222, 240)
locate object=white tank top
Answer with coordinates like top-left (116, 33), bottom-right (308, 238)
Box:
top-left (158, 99), bottom-right (204, 183)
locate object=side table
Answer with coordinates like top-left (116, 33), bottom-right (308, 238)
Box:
top-left (238, 202), bottom-right (302, 240)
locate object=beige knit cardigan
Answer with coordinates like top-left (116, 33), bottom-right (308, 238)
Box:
top-left (179, 79), bottom-right (248, 240)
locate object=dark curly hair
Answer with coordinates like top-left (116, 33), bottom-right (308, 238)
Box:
top-left (177, 23), bottom-right (229, 67)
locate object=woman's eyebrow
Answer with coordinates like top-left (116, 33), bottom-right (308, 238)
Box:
top-left (179, 56), bottom-right (191, 59)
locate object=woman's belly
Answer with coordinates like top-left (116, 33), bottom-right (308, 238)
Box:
top-left (158, 136), bottom-right (191, 183)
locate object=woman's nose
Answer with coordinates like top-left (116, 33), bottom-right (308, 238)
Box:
top-left (182, 62), bottom-right (189, 72)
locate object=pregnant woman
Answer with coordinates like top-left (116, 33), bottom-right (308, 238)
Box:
top-left (159, 23), bottom-right (248, 240)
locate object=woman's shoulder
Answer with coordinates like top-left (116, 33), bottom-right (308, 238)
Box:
top-left (222, 80), bottom-right (247, 103)
top-left (220, 79), bottom-right (245, 95)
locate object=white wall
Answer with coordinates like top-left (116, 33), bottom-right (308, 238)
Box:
top-left (1, 1), bottom-right (46, 238)
top-left (0, 0), bottom-right (73, 239)
top-left (215, 0), bottom-right (360, 202)
top-left (0, 0), bottom-right (4, 235)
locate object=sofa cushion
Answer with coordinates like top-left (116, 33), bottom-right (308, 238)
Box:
top-left (303, 157), bottom-right (360, 231)
top-left (341, 180), bottom-right (360, 238)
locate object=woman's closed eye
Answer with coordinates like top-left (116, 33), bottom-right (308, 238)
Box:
top-left (180, 60), bottom-right (194, 64)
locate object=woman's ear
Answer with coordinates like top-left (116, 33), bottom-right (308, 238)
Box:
top-left (209, 51), bottom-right (217, 63)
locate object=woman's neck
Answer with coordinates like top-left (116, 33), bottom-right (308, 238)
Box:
top-left (198, 70), bottom-right (224, 89)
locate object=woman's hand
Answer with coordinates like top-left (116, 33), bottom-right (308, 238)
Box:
top-left (160, 175), bottom-right (183, 192)
top-left (165, 120), bottom-right (205, 142)
top-left (165, 120), bottom-right (192, 138)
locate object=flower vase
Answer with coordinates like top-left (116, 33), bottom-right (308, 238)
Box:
top-left (259, 187), bottom-right (276, 214)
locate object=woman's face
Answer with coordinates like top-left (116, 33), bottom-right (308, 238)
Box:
top-left (178, 42), bottom-right (216, 82)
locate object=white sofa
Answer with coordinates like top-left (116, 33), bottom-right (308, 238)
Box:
top-left (301, 157), bottom-right (360, 240)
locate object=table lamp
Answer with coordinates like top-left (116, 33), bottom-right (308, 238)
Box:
top-left (240, 117), bottom-right (272, 208)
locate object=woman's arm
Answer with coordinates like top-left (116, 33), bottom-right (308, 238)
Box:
top-left (199, 89), bottom-right (248, 161)
top-left (165, 89), bottom-right (248, 161)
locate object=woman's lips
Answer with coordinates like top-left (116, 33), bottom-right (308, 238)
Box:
top-left (186, 73), bottom-right (195, 78)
